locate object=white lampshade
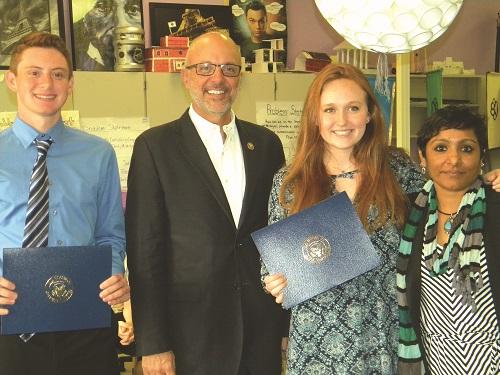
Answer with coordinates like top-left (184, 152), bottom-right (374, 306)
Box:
top-left (315, 0), bottom-right (464, 53)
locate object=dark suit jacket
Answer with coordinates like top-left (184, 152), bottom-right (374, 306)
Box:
top-left (126, 111), bottom-right (287, 375)
top-left (404, 187), bottom-right (500, 371)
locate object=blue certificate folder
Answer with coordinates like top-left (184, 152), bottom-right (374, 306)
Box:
top-left (1, 246), bottom-right (111, 335)
top-left (252, 192), bottom-right (381, 309)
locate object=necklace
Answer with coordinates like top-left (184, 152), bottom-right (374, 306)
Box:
top-left (330, 165), bottom-right (355, 174)
top-left (437, 208), bottom-right (458, 234)
top-left (330, 170), bottom-right (358, 179)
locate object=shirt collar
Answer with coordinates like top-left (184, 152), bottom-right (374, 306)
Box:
top-left (188, 105), bottom-right (236, 135)
top-left (12, 117), bottom-right (65, 149)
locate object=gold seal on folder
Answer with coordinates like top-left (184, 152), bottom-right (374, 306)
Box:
top-left (45, 275), bottom-right (74, 303)
top-left (302, 235), bottom-right (331, 264)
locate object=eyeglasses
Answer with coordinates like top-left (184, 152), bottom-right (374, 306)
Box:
top-left (185, 63), bottom-right (241, 77)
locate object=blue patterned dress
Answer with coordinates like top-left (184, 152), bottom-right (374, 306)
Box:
top-left (266, 150), bottom-right (424, 374)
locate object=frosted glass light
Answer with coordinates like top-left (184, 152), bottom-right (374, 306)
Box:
top-left (315, 0), bottom-right (463, 53)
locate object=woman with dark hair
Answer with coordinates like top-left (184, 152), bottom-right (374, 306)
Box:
top-left (397, 106), bottom-right (500, 374)
top-left (263, 66), bottom-right (500, 373)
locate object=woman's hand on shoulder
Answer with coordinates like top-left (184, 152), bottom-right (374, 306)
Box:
top-left (264, 273), bottom-right (288, 304)
top-left (484, 169), bottom-right (500, 192)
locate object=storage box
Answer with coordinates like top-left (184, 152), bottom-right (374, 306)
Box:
top-left (145, 47), bottom-right (188, 59)
top-left (145, 57), bottom-right (186, 72)
top-left (159, 36), bottom-right (190, 48)
top-left (295, 51), bottom-right (331, 72)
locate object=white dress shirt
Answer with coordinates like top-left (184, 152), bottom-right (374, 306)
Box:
top-left (189, 106), bottom-right (246, 226)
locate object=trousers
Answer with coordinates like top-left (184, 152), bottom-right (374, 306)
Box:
top-left (0, 327), bottom-right (119, 375)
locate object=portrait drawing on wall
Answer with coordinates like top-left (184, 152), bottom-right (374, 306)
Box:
top-left (0, 0), bottom-right (63, 68)
top-left (230, 0), bottom-right (287, 64)
top-left (69, 0), bottom-right (142, 71)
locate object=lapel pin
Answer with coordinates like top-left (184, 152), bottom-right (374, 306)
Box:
top-left (247, 142), bottom-right (255, 150)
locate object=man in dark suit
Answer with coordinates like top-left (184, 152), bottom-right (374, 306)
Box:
top-left (125, 32), bottom-right (287, 375)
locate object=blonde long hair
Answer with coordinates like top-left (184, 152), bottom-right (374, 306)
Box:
top-left (280, 64), bottom-right (408, 231)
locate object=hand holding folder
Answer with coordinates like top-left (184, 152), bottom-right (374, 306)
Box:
top-left (252, 192), bottom-right (381, 309)
top-left (1, 245), bottom-right (112, 335)
top-left (0, 277), bottom-right (17, 316)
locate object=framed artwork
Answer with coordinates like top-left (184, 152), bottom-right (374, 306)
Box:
top-left (68, 0), bottom-right (143, 71)
top-left (147, 2), bottom-right (231, 47)
top-left (230, 0), bottom-right (287, 63)
top-left (0, 0), bottom-right (64, 69)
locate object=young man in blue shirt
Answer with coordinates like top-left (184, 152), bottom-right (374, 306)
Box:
top-left (0, 32), bottom-right (129, 374)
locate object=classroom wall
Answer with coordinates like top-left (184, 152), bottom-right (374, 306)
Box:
top-left (286, 0), bottom-right (499, 74)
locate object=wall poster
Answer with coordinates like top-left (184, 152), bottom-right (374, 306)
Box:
top-left (0, 0), bottom-right (64, 68)
top-left (256, 101), bottom-right (302, 164)
top-left (230, 0), bottom-right (287, 63)
top-left (69, 0), bottom-right (143, 71)
top-left (148, 2), bottom-right (231, 47)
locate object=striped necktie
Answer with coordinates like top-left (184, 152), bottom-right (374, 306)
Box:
top-left (23, 138), bottom-right (53, 248)
top-left (19, 138), bottom-right (52, 343)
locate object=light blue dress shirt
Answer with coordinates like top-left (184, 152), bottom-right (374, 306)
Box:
top-left (0, 118), bottom-right (125, 277)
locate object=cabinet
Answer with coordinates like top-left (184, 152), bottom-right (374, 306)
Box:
top-left (0, 71), bottom-right (486, 159)
top-left (0, 71), bottom-right (302, 125)
top-left (407, 74), bottom-right (485, 161)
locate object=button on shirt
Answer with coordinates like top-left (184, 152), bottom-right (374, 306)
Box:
top-left (0, 118), bottom-right (126, 276)
top-left (189, 106), bottom-right (246, 226)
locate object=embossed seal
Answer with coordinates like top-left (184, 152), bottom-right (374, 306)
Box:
top-left (45, 275), bottom-right (74, 303)
top-left (302, 235), bottom-right (331, 264)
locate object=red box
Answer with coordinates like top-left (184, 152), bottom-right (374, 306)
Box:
top-left (145, 47), bottom-right (188, 59)
top-left (145, 57), bottom-right (186, 72)
top-left (159, 36), bottom-right (189, 48)
top-left (305, 59), bottom-right (331, 72)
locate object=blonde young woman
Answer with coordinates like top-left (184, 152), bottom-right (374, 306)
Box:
top-left (263, 64), bottom-right (500, 374)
